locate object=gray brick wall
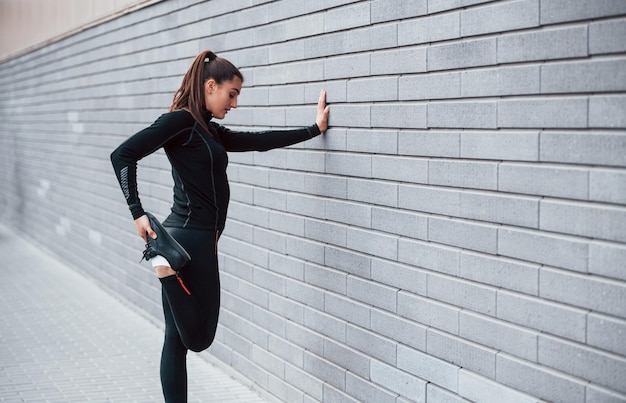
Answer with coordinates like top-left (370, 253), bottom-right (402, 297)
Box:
top-left (1, 1), bottom-right (625, 402)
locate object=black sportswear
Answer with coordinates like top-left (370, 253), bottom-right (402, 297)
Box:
top-left (110, 109), bottom-right (321, 231)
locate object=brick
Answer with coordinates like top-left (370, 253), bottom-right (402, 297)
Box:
top-left (427, 328), bottom-right (497, 379)
top-left (269, 40), bottom-right (304, 64)
top-left (304, 218), bottom-right (346, 248)
top-left (253, 229), bottom-right (287, 260)
top-left (398, 238), bottom-right (460, 276)
top-left (286, 236), bottom-right (325, 265)
top-left (590, 18), bottom-right (626, 54)
top-left (371, 0), bottom-right (428, 23)
top-left (330, 104), bottom-right (371, 127)
top-left (589, 242), bottom-right (626, 281)
top-left (346, 129), bottom-right (398, 154)
top-left (323, 384), bottom-right (361, 403)
top-left (538, 335), bottom-right (626, 394)
top-left (497, 290), bottom-right (587, 342)
top-left (268, 375), bottom-right (305, 403)
top-left (324, 245), bottom-right (371, 278)
top-left (324, 54), bottom-right (371, 80)
top-left (459, 190), bottom-right (539, 228)
top-left (429, 159), bottom-right (498, 190)
top-left (499, 163), bottom-right (589, 200)
top-left (347, 227), bottom-right (398, 260)
top-left (371, 206), bottom-right (428, 240)
top-left (496, 354), bottom-right (587, 403)
top-left (269, 293), bottom-right (304, 323)
top-left (285, 321), bottom-right (324, 356)
top-left (346, 24), bottom-right (398, 53)
top-left (371, 258), bottom-right (427, 296)
top-left (286, 193), bottom-right (325, 219)
top-left (347, 324), bottom-right (397, 365)
top-left (372, 155), bottom-right (428, 184)
top-left (397, 345), bottom-right (460, 392)
top-left (268, 85), bottom-right (305, 106)
top-left (325, 2), bottom-right (370, 32)
top-left (498, 97), bottom-right (588, 128)
top-left (325, 200), bottom-right (371, 228)
top-left (427, 384), bottom-right (472, 403)
top-left (540, 200), bottom-right (626, 243)
top-left (497, 26), bottom-right (588, 63)
top-left (398, 291), bottom-right (461, 335)
top-left (399, 72), bottom-right (461, 100)
top-left (371, 47), bottom-right (427, 75)
top-left (398, 12), bottom-right (460, 45)
top-left (587, 313), bottom-right (626, 356)
top-left (540, 0), bottom-right (626, 24)
top-left (427, 0), bottom-right (495, 13)
top-left (304, 31), bottom-right (347, 58)
top-left (398, 130), bottom-right (460, 158)
top-left (498, 228), bottom-right (589, 273)
top-left (305, 81), bottom-right (347, 104)
top-left (428, 38), bottom-right (496, 71)
top-left (540, 267), bottom-right (626, 318)
top-left (304, 173), bottom-right (348, 199)
top-left (428, 101), bottom-right (497, 129)
top-left (325, 153), bottom-right (372, 178)
top-left (238, 87), bottom-right (269, 107)
top-left (371, 309), bottom-right (428, 351)
top-left (586, 385), bottom-right (626, 403)
top-left (347, 275), bottom-right (397, 313)
top-left (285, 276), bottom-right (325, 311)
top-left (460, 311), bottom-right (538, 361)
top-left (324, 292), bottom-right (371, 328)
top-left (370, 360), bottom-right (427, 400)
top-left (460, 251), bottom-right (540, 296)
top-left (428, 273), bottom-right (497, 315)
top-left (285, 12), bottom-right (325, 40)
top-left (253, 187), bottom-right (286, 211)
top-left (462, 368), bottom-right (538, 403)
top-left (347, 178), bottom-right (397, 207)
top-left (269, 211), bottom-right (305, 237)
top-left (348, 77), bottom-right (398, 102)
top-left (304, 307), bottom-right (347, 343)
top-left (252, 344), bottom-right (285, 378)
top-left (461, 0), bottom-right (539, 36)
top-left (304, 262), bottom-right (346, 295)
top-left (303, 351), bottom-right (346, 390)
top-left (540, 131), bottom-right (626, 167)
top-left (322, 339), bottom-right (370, 379)
top-left (542, 60), bottom-right (626, 94)
top-left (461, 65), bottom-right (540, 97)
top-left (371, 104), bottom-right (427, 129)
top-left (590, 95), bottom-right (626, 128)
top-left (285, 364), bottom-right (323, 401)
top-left (345, 372), bottom-right (397, 403)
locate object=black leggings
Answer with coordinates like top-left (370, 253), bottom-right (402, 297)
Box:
top-left (159, 227), bottom-right (220, 403)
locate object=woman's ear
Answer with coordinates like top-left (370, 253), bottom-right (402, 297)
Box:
top-left (205, 79), bottom-right (216, 94)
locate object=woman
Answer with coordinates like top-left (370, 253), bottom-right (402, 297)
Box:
top-left (110, 50), bottom-right (329, 402)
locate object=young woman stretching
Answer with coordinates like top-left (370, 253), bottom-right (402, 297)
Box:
top-left (111, 50), bottom-right (329, 402)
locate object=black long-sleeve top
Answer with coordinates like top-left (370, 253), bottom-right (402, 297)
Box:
top-left (110, 109), bottom-right (321, 231)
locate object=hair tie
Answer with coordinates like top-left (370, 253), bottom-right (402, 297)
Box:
top-left (205, 52), bottom-right (217, 63)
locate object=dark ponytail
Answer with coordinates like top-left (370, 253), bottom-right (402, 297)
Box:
top-left (170, 50), bottom-right (244, 134)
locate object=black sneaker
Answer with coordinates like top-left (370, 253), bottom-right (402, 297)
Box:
top-left (141, 212), bottom-right (191, 270)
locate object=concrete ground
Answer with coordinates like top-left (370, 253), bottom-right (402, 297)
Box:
top-left (0, 224), bottom-right (268, 402)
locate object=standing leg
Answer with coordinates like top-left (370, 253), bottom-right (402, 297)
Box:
top-left (160, 288), bottom-right (188, 402)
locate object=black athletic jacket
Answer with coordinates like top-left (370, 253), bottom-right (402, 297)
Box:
top-left (110, 109), bottom-right (321, 231)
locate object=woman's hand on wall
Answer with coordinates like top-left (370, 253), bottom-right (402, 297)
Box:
top-left (316, 89), bottom-right (330, 133)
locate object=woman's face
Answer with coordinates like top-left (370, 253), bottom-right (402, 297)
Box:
top-left (205, 76), bottom-right (242, 119)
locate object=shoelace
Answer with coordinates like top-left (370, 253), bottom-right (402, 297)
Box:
top-left (139, 244), bottom-right (156, 263)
